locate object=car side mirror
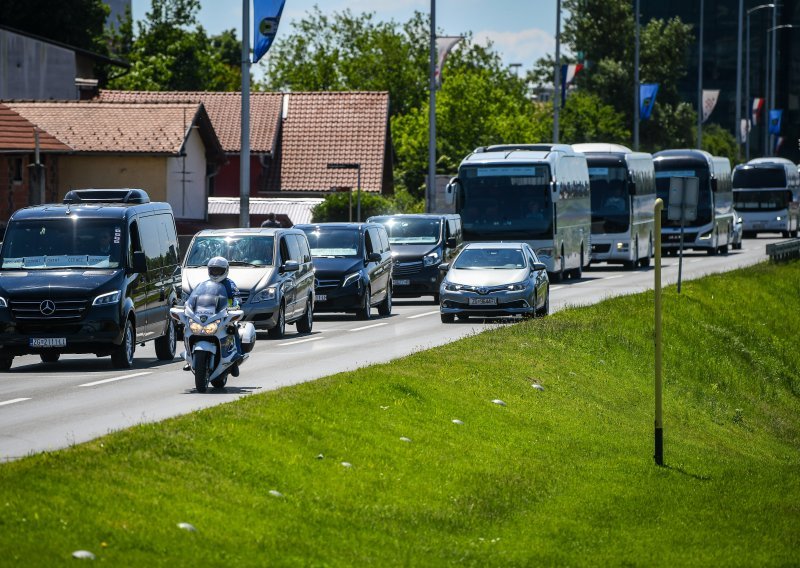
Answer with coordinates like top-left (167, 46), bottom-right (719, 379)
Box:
top-left (439, 263), bottom-right (450, 272)
top-left (532, 262), bottom-right (547, 272)
top-left (131, 251), bottom-right (147, 274)
top-left (367, 252), bottom-right (382, 263)
top-left (280, 260), bottom-right (300, 273)
top-left (445, 237), bottom-right (457, 248)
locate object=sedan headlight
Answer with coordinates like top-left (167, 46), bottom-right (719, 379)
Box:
top-left (251, 287), bottom-right (277, 303)
top-left (506, 282), bottom-right (526, 291)
top-left (189, 320), bottom-right (219, 335)
top-left (342, 272), bottom-right (361, 287)
top-left (93, 291), bottom-right (120, 305)
top-left (423, 250), bottom-right (441, 267)
top-left (444, 282), bottom-right (463, 292)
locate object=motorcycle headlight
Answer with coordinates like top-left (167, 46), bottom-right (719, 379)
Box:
top-left (203, 320), bottom-right (220, 334)
top-left (93, 290), bottom-right (120, 305)
top-left (342, 272), bottom-right (361, 287)
top-left (251, 287), bottom-right (277, 303)
top-left (506, 282), bottom-right (526, 291)
top-left (423, 250), bottom-right (441, 267)
top-left (444, 282), bottom-right (463, 292)
top-left (189, 322), bottom-right (204, 333)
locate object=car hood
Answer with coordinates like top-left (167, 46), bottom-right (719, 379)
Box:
top-left (183, 266), bottom-right (277, 292)
top-left (312, 257), bottom-right (364, 279)
top-left (446, 267), bottom-right (530, 287)
top-left (0, 269), bottom-right (122, 299)
top-left (390, 243), bottom-right (440, 260)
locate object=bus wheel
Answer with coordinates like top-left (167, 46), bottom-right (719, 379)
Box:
top-left (551, 254), bottom-right (565, 282)
top-left (639, 240), bottom-right (652, 268)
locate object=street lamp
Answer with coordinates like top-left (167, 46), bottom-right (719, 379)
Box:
top-left (766, 24), bottom-right (796, 155)
top-left (745, 4), bottom-right (775, 160)
top-left (327, 163), bottom-right (362, 222)
top-left (509, 63), bottom-right (522, 78)
top-left (697, 0), bottom-right (705, 149)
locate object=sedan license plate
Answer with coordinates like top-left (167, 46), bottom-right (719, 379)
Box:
top-left (468, 297), bottom-right (497, 306)
top-left (393, 279), bottom-right (411, 286)
top-left (315, 294), bottom-right (327, 302)
top-left (29, 337), bottom-right (66, 348)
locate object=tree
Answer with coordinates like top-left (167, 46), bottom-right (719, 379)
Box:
top-left (311, 192), bottom-right (394, 223)
top-left (107, 0), bottom-right (240, 91)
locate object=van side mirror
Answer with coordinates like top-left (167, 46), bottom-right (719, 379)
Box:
top-left (445, 237), bottom-right (457, 248)
top-left (367, 252), bottom-right (382, 263)
top-left (280, 260), bottom-right (300, 273)
top-left (131, 251), bottom-right (147, 274)
top-left (445, 178), bottom-right (460, 206)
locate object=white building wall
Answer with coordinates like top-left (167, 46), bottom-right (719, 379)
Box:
top-left (167, 127), bottom-right (207, 220)
top-left (0, 30), bottom-right (77, 100)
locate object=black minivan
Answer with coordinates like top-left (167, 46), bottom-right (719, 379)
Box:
top-left (0, 189), bottom-right (180, 370)
top-left (296, 222), bottom-right (393, 320)
top-left (367, 214), bottom-right (463, 303)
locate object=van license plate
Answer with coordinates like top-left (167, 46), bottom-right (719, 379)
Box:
top-left (393, 279), bottom-right (411, 286)
top-left (469, 297), bottom-right (497, 306)
top-left (315, 294), bottom-right (327, 302)
top-left (30, 337), bottom-right (66, 348)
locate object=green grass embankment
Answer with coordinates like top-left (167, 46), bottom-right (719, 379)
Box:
top-left (1, 262), bottom-right (799, 566)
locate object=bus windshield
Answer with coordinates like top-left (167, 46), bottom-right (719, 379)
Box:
top-left (589, 166), bottom-right (629, 233)
top-left (733, 189), bottom-right (792, 212)
top-left (733, 167), bottom-right (786, 189)
top-left (655, 168), bottom-right (713, 227)
top-left (1, 219), bottom-right (124, 270)
top-left (459, 165), bottom-right (552, 240)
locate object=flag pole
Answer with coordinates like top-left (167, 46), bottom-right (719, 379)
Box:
top-left (240, 0), bottom-right (251, 228)
top-left (696, 0), bottom-right (704, 149)
top-left (553, 0), bottom-right (561, 144)
top-left (634, 0), bottom-right (640, 151)
top-left (427, 0), bottom-right (436, 213)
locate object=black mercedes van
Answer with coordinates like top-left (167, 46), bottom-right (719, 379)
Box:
top-left (0, 189), bottom-right (180, 370)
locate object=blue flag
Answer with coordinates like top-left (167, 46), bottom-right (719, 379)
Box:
top-left (768, 109), bottom-right (782, 135)
top-left (253, 0), bottom-right (285, 63)
top-left (640, 84), bottom-right (659, 120)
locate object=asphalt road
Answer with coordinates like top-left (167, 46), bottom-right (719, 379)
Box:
top-left (0, 236), bottom-right (782, 460)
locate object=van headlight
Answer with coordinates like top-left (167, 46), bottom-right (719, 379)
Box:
top-left (423, 250), bottom-right (441, 267)
top-left (342, 272), bottom-right (361, 287)
top-left (93, 291), bottom-right (120, 305)
top-left (0, 296), bottom-right (7, 308)
top-left (251, 287), bottom-right (276, 303)
top-left (189, 320), bottom-right (219, 334)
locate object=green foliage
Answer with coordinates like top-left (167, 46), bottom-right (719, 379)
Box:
top-left (310, 192), bottom-right (394, 223)
top-left (107, 0), bottom-right (241, 91)
top-left (0, 263), bottom-right (798, 564)
top-left (560, 91), bottom-right (630, 144)
top-left (700, 123), bottom-right (739, 165)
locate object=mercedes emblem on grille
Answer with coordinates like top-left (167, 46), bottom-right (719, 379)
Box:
top-left (40, 300), bottom-right (56, 316)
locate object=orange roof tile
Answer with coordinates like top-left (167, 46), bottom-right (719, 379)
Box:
top-left (278, 92), bottom-right (390, 193)
top-left (0, 103), bottom-right (71, 153)
top-left (97, 90), bottom-right (282, 154)
top-left (4, 101), bottom-right (205, 154)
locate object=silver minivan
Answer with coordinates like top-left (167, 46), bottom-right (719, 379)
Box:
top-left (181, 228), bottom-right (315, 338)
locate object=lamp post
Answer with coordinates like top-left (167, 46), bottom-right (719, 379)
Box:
top-left (327, 163), bottom-right (362, 222)
top-left (766, 24), bottom-right (796, 156)
top-left (634, 0), bottom-right (640, 151)
top-left (553, 0), bottom-right (562, 144)
top-left (696, 0), bottom-right (704, 149)
top-left (428, 0), bottom-right (436, 213)
top-left (745, 4), bottom-right (775, 160)
top-left (735, 0), bottom-right (743, 157)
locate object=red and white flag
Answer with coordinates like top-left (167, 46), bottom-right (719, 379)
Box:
top-left (751, 98), bottom-right (765, 126)
top-left (564, 63), bottom-right (583, 85)
top-left (702, 89), bottom-right (720, 123)
top-left (435, 36), bottom-right (463, 89)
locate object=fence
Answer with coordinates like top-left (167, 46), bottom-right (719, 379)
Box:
top-left (765, 239), bottom-right (800, 262)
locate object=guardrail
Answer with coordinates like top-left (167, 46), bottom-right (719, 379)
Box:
top-left (766, 238), bottom-right (800, 262)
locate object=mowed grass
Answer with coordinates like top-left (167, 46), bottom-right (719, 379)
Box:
top-left (1, 262), bottom-right (799, 566)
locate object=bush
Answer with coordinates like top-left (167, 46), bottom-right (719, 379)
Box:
top-left (311, 192), bottom-right (394, 223)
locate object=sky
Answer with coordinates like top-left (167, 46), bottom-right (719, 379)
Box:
top-left (131, 1), bottom-right (563, 77)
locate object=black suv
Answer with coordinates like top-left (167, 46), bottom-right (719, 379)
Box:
top-left (296, 223), bottom-right (393, 319)
top-left (367, 214), bottom-right (463, 303)
top-left (0, 189), bottom-right (180, 370)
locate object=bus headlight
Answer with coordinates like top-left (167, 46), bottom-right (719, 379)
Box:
top-left (615, 242), bottom-right (629, 251)
top-left (699, 231), bottom-right (712, 240)
top-left (776, 216), bottom-right (782, 221)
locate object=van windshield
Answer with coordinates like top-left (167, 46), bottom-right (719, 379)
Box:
top-left (372, 217), bottom-right (442, 245)
top-left (0, 219), bottom-right (123, 269)
top-left (301, 228), bottom-right (361, 258)
top-left (185, 236), bottom-right (275, 267)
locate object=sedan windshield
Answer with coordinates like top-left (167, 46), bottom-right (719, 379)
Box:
top-left (301, 228), bottom-right (361, 257)
top-left (454, 248), bottom-right (526, 270)
top-left (186, 236), bottom-right (275, 267)
top-left (1, 219), bottom-right (123, 269)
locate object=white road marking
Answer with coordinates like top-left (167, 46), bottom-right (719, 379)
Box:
top-left (550, 286), bottom-right (564, 291)
top-left (79, 372), bottom-right (151, 388)
top-left (603, 275), bottom-right (624, 280)
top-left (280, 336), bottom-right (324, 346)
top-left (0, 398), bottom-right (31, 407)
top-left (350, 322), bottom-right (389, 332)
top-left (407, 310), bottom-right (439, 319)
top-left (690, 259), bottom-right (705, 263)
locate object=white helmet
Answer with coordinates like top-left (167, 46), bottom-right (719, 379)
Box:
top-left (207, 256), bottom-right (229, 283)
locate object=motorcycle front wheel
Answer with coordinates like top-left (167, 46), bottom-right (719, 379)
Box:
top-left (194, 351), bottom-right (211, 393)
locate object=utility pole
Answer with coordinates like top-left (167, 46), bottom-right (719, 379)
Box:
top-left (427, 0), bottom-right (436, 212)
top-left (696, 0), bottom-right (704, 149)
top-left (735, 0), bottom-right (743, 158)
top-left (634, 0), bottom-right (640, 151)
top-left (239, 0), bottom-right (251, 227)
top-left (553, 0), bottom-right (561, 144)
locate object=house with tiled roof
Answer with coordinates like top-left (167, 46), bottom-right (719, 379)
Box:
top-left (0, 101), bottom-right (224, 220)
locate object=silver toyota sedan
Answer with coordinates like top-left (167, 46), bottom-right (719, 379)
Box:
top-left (438, 242), bottom-right (550, 323)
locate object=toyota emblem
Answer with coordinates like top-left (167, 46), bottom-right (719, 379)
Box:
top-left (40, 300), bottom-right (56, 316)
top-left (478, 287), bottom-right (489, 295)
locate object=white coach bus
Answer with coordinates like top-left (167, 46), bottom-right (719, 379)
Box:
top-left (573, 143), bottom-right (656, 269)
top-left (732, 157), bottom-right (800, 238)
top-left (652, 149), bottom-right (735, 255)
top-left (445, 144), bottom-right (591, 281)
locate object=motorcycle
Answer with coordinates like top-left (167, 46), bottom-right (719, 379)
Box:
top-left (170, 291), bottom-right (256, 393)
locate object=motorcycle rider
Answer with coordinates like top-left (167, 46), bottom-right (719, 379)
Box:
top-left (183, 256), bottom-right (244, 375)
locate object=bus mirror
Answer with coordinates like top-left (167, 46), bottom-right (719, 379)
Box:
top-left (445, 178), bottom-right (459, 205)
top-left (628, 181), bottom-right (637, 195)
top-left (551, 181), bottom-right (558, 193)
top-left (711, 178), bottom-right (718, 192)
